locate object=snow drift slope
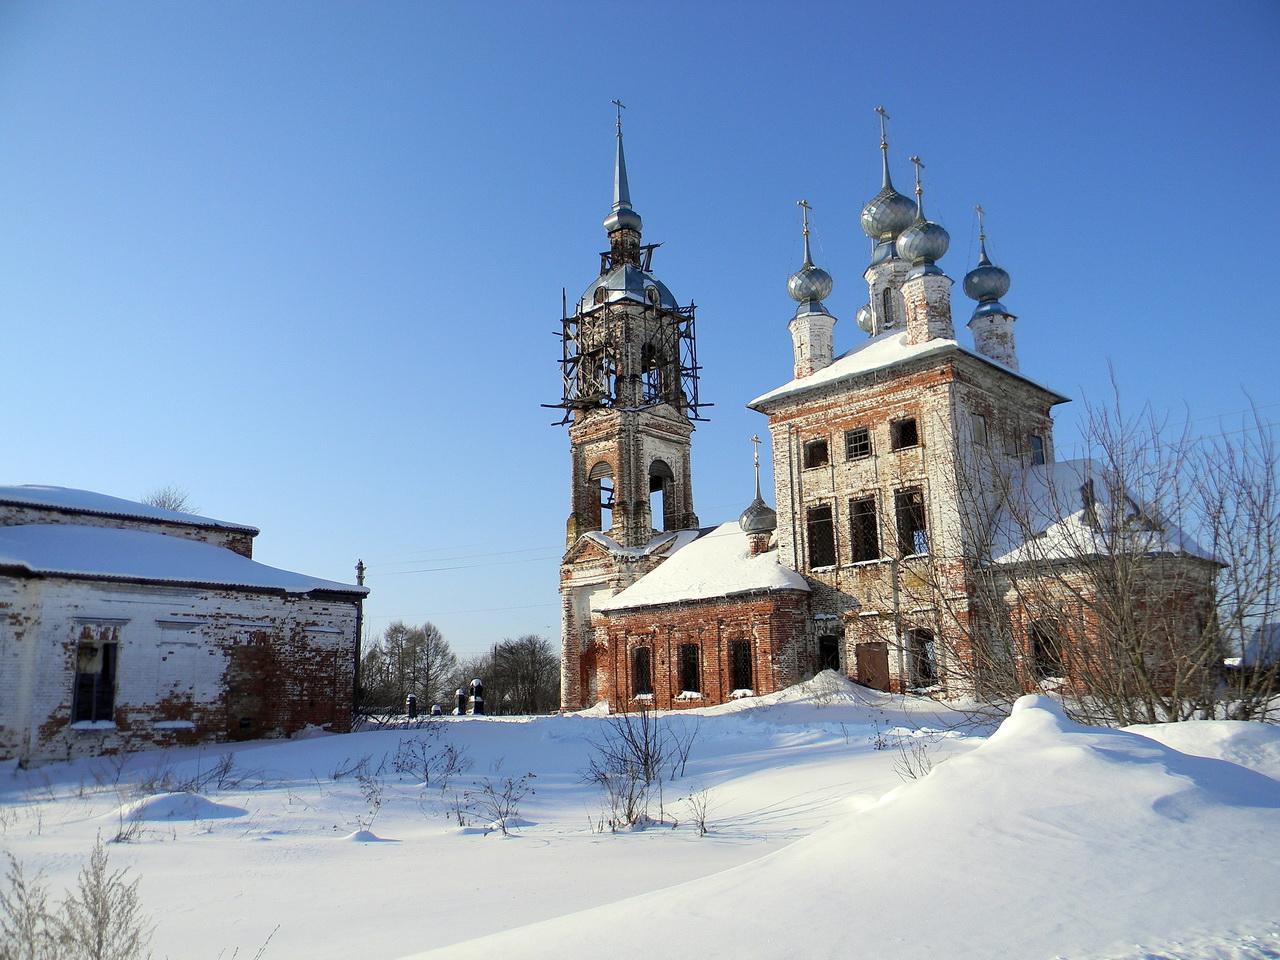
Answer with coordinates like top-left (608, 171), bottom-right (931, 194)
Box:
top-left (404, 696), bottom-right (1280, 960)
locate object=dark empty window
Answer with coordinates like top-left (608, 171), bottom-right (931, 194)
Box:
top-left (971, 414), bottom-right (988, 446)
top-left (632, 647), bottom-right (653, 696)
top-left (1029, 620), bottom-right (1064, 679)
top-left (806, 505), bottom-right (836, 568)
top-left (891, 418), bottom-right (920, 450)
top-left (72, 633), bottom-right (118, 724)
top-left (849, 496), bottom-right (879, 562)
top-left (908, 629), bottom-right (937, 688)
top-left (729, 640), bottom-right (753, 691)
top-left (845, 426), bottom-right (872, 460)
top-left (641, 343), bottom-right (666, 402)
top-left (1029, 434), bottom-right (1046, 466)
top-left (678, 644), bottom-right (700, 694)
top-left (803, 438), bottom-right (830, 469)
top-left (895, 487), bottom-right (928, 556)
top-left (881, 287), bottom-right (893, 328)
top-left (818, 635), bottom-right (840, 672)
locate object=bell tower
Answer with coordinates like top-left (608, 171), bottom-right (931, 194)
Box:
top-left (552, 104), bottom-right (709, 709)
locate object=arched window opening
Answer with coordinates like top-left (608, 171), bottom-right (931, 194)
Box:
top-left (882, 287), bottom-right (893, 329)
top-left (908, 628), bottom-right (937, 688)
top-left (640, 342), bottom-right (666, 402)
top-left (589, 461), bottom-right (614, 532)
top-left (1029, 619), bottom-right (1064, 680)
top-left (729, 640), bottom-right (753, 692)
top-left (632, 647), bottom-right (653, 697)
top-left (649, 460), bottom-right (674, 532)
top-left (600, 353), bottom-right (617, 403)
top-left (678, 643), bottom-right (700, 694)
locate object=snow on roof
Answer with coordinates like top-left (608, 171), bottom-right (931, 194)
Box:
top-left (990, 459), bottom-right (1214, 565)
top-left (0, 485), bottom-right (258, 534)
top-left (748, 330), bottom-right (1066, 409)
top-left (596, 522), bottom-right (808, 612)
top-left (0, 524), bottom-right (366, 595)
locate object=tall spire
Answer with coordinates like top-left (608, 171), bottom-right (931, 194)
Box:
top-left (875, 105), bottom-right (894, 189)
top-left (975, 203), bottom-right (992, 266)
top-left (604, 99), bottom-right (642, 235)
top-left (798, 198), bottom-right (814, 268)
top-left (739, 433), bottom-right (777, 538)
top-left (751, 433), bottom-right (762, 499)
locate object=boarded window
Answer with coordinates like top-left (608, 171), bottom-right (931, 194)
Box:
top-left (844, 426), bottom-right (872, 460)
top-left (908, 629), bottom-right (937, 687)
top-left (1029, 434), bottom-right (1046, 466)
top-left (729, 640), bottom-right (752, 691)
top-left (632, 647), bottom-right (653, 696)
top-left (678, 643), bottom-right (700, 694)
top-left (72, 626), bottom-right (119, 724)
top-left (895, 487), bottom-right (928, 555)
top-left (803, 438), bottom-right (830, 469)
top-left (849, 496), bottom-right (879, 562)
top-left (806, 505), bottom-right (836, 568)
top-left (971, 413), bottom-right (988, 446)
top-left (1029, 620), bottom-right (1064, 679)
top-left (891, 418), bottom-right (920, 450)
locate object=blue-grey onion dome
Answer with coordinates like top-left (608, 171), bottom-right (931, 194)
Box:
top-left (897, 215), bottom-right (950, 266)
top-left (603, 206), bottom-right (642, 233)
top-left (856, 303), bottom-right (874, 333)
top-left (861, 186), bottom-right (918, 241)
top-left (739, 496), bottom-right (777, 534)
top-left (788, 263), bottom-right (834, 303)
top-left (964, 260), bottom-right (1010, 302)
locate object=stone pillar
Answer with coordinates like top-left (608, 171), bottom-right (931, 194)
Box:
top-left (902, 272), bottom-right (954, 345)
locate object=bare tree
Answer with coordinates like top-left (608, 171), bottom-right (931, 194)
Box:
top-left (452, 635), bottom-right (559, 715)
top-left (358, 621), bottom-right (458, 712)
top-left (140, 485), bottom-right (195, 514)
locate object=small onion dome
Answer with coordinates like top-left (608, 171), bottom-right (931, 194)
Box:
top-left (788, 262), bottom-right (834, 303)
top-left (739, 495), bottom-right (777, 535)
top-left (604, 204), bottom-right (642, 234)
top-left (861, 185), bottom-right (917, 242)
top-left (963, 238), bottom-right (1011, 304)
top-left (856, 303), bottom-right (874, 333)
top-left (898, 213), bottom-right (950, 269)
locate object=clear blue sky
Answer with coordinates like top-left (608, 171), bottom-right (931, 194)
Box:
top-left (2, 1), bottom-right (1277, 657)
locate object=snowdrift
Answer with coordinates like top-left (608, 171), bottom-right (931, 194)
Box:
top-left (405, 696), bottom-right (1280, 960)
top-left (106, 791), bottom-right (247, 822)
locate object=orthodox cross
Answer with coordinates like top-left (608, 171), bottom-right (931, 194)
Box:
top-left (611, 98), bottom-right (625, 130)
top-left (750, 434), bottom-right (763, 497)
top-left (797, 199), bottom-right (811, 238)
top-left (975, 203), bottom-right (987, 243)
top-left (875, 105), bottom-right (890, 149)
top-left (909, 154), bottom-right (925, 202)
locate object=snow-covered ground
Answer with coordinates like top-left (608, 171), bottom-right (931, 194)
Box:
top-left (2, 674), bottom-right (1278, 959)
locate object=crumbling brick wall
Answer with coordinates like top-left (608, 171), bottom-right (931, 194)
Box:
top-left (0, 503), bottom-right (256, 557)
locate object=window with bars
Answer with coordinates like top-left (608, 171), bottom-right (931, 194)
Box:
top-left (849, 496), bottom-right (879, 562)
top-left (844, 426), bottom-right (872, 460)
top-left (806, 505), bottom-right (836, 568)
top-left (678, 643), bottom-right (701, 694)
top-left (891, 417), bottom-right (920, 450)
top-left (803, 438), bottom-right (830, 469)
top-left (895, 487), bottom-right (928, 556)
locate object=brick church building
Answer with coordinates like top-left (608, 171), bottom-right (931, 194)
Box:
top-left (555, 109), bottom-right (1216, 713)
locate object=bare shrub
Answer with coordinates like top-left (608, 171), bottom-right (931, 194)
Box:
top-left (891, 735), bottom-right (937, 782)
top-left (683, 786), bottom-right (714, 837)
top-left (1, 853), bottom-right (59, 959)
top-left (55, 837), bottom-right (154, 959)
top-left (355, 773), bottom-right (384, 831)
top-left (392, 736), bottom-right (471, 790)
top-left (463, 773), bottom-right (535, 836)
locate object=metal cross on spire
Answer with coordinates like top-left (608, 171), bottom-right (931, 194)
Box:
top-left (750, 434), bottom-right (763, 499)
top-left (797, 199), bottom-right (813, 267)
top-left (875, 105), bottom-right (894, 187)
top-left (975, 203), bottom-right (991, 264)
top-left (909, 154), bottom-right (925, 217)
top-left (611, 98), bottom-right (626, 130)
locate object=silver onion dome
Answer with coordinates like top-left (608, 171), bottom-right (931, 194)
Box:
top-left (604, 108), bottom-right (643, 235)
top-left (739, 495), bottom-right (777, 535)
top-left (856, 303), bottom-right (874, 333)
top-left (964, 209), bottom-right (1012, 318)
top-left (897, 155), bottom-right (949, 270)
top-left (861, 107), bottom-right (916, 242)
top-left (789, 200), bottom-right (834, 310)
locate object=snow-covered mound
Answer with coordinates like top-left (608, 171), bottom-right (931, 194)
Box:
top-left (107, 791), bottom-right (247, 822)
top-left (1128, 718), bottom-right (1280, 782)
top-left (405, 696), bottom-right (1280, 960)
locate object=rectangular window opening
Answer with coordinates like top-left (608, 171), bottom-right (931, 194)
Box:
top-left (803, 438), bottom-right (830, 470)
top-left (1029, 434), bottom-right (1046, 466)
top-left (895, 487), bottom-right (929, 556)
top-left (971, 413), bottom-right (988, 446)
top-left (72, 638), bottom-right (118, 724)
top-left (891, 418), bottom-right (920, 451)
top-left (844, 426), bottom-right (872, 460)
top-left (729, 640), bottom-right (753, 691)
top-left (849, 496), bottom-right (880, 562)
top-left (806, 505), bottom-right (837, 568)
top-left (678, 643), bottom-right (701, 694)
